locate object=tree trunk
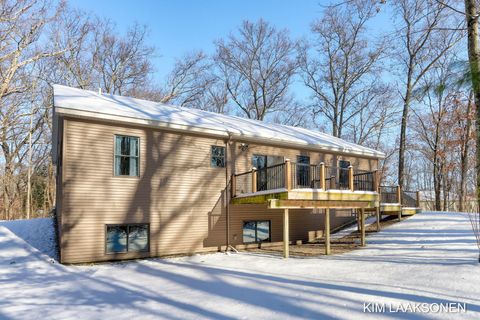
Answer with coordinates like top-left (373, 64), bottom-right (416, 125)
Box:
top-left (398, 69), bottom-right (413, 188)
top-left (26, 109), bottom-right (34, 219)
top-left (433, 118), bottom-right (442, 211)
top-left (433, 159), bottom-right (442, 211)
top-left (465, 0), bottom-right (480, 214)
top-left (459, 94), bottom-right (473, 212)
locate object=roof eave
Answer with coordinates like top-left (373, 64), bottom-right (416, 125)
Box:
top-left (54, 106), bottom-right (385, 160)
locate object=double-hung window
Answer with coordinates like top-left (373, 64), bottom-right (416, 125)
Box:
top-left (211, 146), bottom-right (225, 168)
top-left (114, 135), bottom-right (139, 176)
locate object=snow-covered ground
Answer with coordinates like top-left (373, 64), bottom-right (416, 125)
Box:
top-left (0, 211), bottom-right (479, 320)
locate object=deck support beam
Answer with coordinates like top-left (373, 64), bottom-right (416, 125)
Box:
top-left (283, 209), bottom-right (289, 258)
top-left (360, 208), bottom-right (366, 247)
top-left (376, 206), bottom-right (380, 231)
top-left (268, 199), bottom-right (373, 209)
top-left (325, 208), bottom-right (331, 255)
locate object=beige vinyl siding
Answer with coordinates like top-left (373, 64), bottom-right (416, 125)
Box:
top-left (60, 118), bottom-right (228, 263)
top-left (229, 205), bottom-right (354, 245)
top-left (59, 117), bottom-right (378, 263)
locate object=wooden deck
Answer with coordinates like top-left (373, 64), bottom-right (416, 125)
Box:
top-left (229, 161), bottom-right (422, 259)
top-left (401, 207), bottom-right (422, 215)
top-left (232, 188), bottom-right (379, 209)
top-left (230, 160), bottom-right (380, 258)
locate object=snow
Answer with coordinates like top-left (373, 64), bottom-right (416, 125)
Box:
top-left (53, 85), bottom-right (385, 159)
top-left (1, 211), bottom-right (479, 319)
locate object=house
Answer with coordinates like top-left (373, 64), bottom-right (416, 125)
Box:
top-left (52, 84), bottom-right (386, 264)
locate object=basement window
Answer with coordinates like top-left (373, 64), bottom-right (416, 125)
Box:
top-left (243, 220), bottom-right (271, 243)
top-left (106, 224), bottom-right (149, 253)
top-left (114, 135), bottom-right (139, 176)
top-left (211, 145), bottom-right (225, 168)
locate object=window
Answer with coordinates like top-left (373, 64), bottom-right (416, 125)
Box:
top-left (106, 224), bottom-right (149, 253)
top-left (339, 160), bottom-right (351, 189)
top-left (296, 155), bottom-right (310, 187)
top-left (114, 135), bottom-right (139, 176)
top-left (243, 220), bottom-right (271, 243)
top-left (211, 146), bottom-right (225, 167)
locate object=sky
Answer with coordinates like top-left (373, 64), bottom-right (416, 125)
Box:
top-left (69, 0), bottom-right (393, 102)
top-left (71, 0), bottom-right (322, 77)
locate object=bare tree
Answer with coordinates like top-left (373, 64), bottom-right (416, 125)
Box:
top-left (0, 0), bottom-right (68, 219)
top-left (92, 21), bottom-right (155, 96)
top-left (412, 59), bottom-right (456, 210)
top-left (51, 9), bottom-right (156, 98)
top-left (463, 1), bottom-right (480, 257)
top-left (393, 0), bottom-right (462, 187)
top-left (158, 51), bottom-right (228, 112)
top-left (215, 19), bottom-right (299, 120)
top-left (300, 0), bottom-right (387, 138)
top-left (455, 93), bottom-right (474, 212)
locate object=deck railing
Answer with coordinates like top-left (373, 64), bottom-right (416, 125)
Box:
top-left (379, 185), bottom-right (421, 207)
top-left (379, 186), bottom-right (399, 203)
top-left (402, 190), bottom-right (418, 207)
top-left (290, 162), bottom-right (321, 189)
top-left (353, 169), bottom-right (375, 191)
top-left (324, 165), bottom-right (351, 190)
top-left (232, 170), bottom-right (254, 195)
top-left (232, 160), bottom-right (378, 197)
top-left (256, 163), bottom-right (286, 191)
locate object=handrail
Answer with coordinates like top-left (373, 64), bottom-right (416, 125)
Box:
top-left (232, 161), bottom-right (378, 197)
top-left (379, 185), bottom-right (421, 207)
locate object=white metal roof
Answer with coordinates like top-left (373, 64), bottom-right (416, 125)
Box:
top-left (53, 84), bottom-right (385, 158)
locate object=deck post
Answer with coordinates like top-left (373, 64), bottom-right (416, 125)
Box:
top-left (397, 185), bottom-right (402, 221)
top-left (396, 185), bottom-right (402, 204)
top-left (360, 208), bottom-right (366, 247)
top-left (373, 170), bottom-right (379, 192)
top-left (325, 208), bottom-right (331, 255)
top-left (231, 174), bottom-right (236, 198)
top-left (416, 190), bottom-right (420, 208)
top-left (356, 209), bottom-right (360, 231)
top-left (348, 166), bottom-right (354, 192)
top-left (252, 168), bottom-right (257, 193)
top-left (376, 171), bottom-right (381, 231)
top-left (319, 162), bottom-right (326, 190)
top-left (285, 159), bottom-right (291, 191)
top-left (283, 209), bottom-right (289, 258)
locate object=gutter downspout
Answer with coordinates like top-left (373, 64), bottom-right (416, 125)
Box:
top-left (225, 133), bottom-right (233, 252)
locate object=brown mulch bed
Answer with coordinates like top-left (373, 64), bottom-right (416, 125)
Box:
top-left (246, 215), bottom-right (408, 257)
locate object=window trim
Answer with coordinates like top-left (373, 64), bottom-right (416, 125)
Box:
top-left (113, 134), bottom-right (140, 177)
top-left (242, 220), bottom-right (272, 244)
top-left (210, 145), bottom-right (226, 168)
top-left (105, 223), bottom-right (150, 254)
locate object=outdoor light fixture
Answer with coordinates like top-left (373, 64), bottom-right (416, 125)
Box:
top-left (240, 143), bottom-right (249, 151)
